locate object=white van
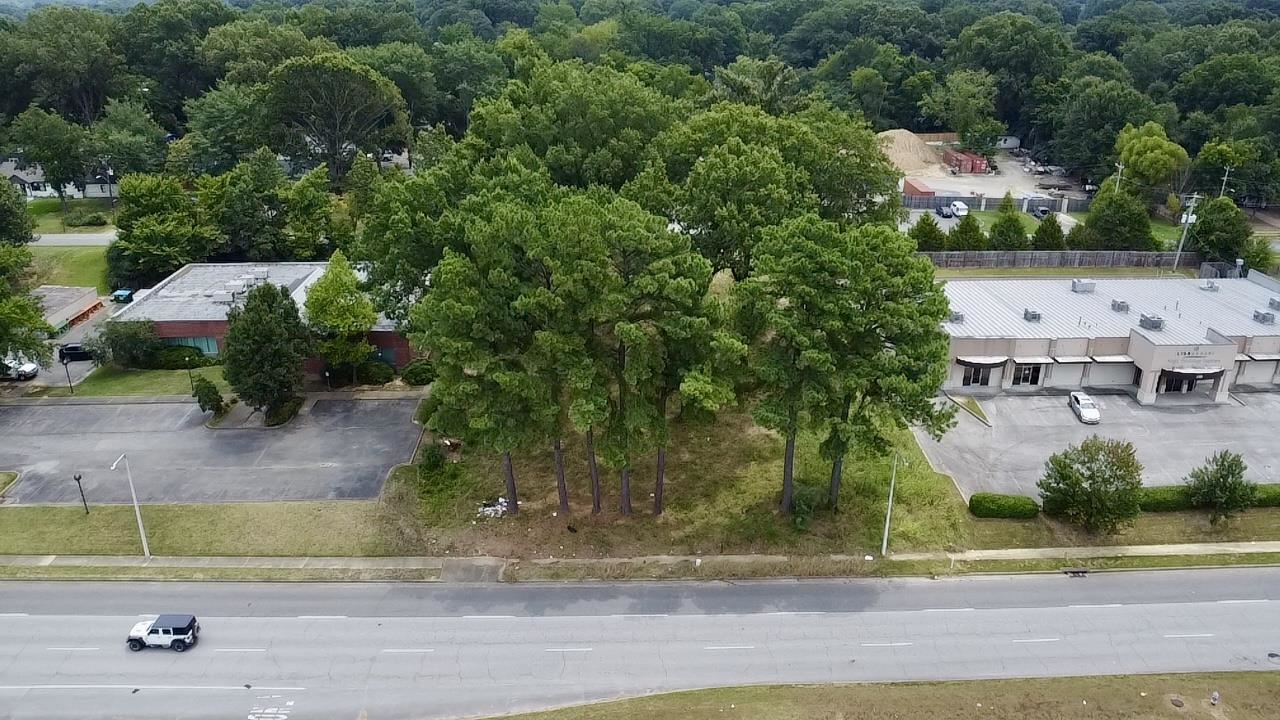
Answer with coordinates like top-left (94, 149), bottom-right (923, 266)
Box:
top-left (950, 201), bottom-right (970, 217)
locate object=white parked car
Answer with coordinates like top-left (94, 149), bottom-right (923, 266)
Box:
top-left (950, 201), bottom-right (970, 217)
top-left (1068, 391), bottom-right (1101, 424)
top-left (127, 614), bottom-right (200, 652)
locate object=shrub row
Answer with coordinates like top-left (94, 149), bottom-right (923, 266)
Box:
top-left (1256, 484), bottom-right (1280, 508)
top-left (153, 345), bottom-right (219, 370)
top-left (1136, 485), bottom-right (1195, 512)
top-left (400, 358), bottom-right (435, 386)
top-left (357, 359), bottom-right (394, 385)
top-left (265, 396), bottom-right (303, 427)
top-left (64, 208), bottom-right (109, 227)
top-left (968, 492), bottom-right (1040, 519)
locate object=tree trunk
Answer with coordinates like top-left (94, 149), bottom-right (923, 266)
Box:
top-left (780, 432), bottom-right (796, 514)
top-left (828, 395), bottom-right (853, 510)
top-left (58, 192), bottom-right (68, 227)
top-left (619, 467), bottom-right (633, 516)
top-left (553, 437), bottom-right (569, 516)
top-left (502, 450), bottom-right (519, 516)
top-left (586, 426), bottom-right (602, 514)
top-left (653, 445), bottom-right (666, 516)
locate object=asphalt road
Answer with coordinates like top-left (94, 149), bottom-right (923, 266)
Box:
top-left (2, 569), bottom-right (1280, 719)
top-left (32, 231), bottom-right (116, 246)
top-left (0, 399), bottom-right (421, 503)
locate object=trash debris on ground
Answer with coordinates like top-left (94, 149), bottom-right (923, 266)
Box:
top-left (477, 497), bottom-right (513, 518)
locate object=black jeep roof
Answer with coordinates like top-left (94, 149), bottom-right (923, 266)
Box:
top-left (153, 614), bottom-right (197, 629)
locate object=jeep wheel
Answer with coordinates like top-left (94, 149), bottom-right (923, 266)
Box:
top-left (171, 640), bottom-right (187, 652)
top-left (128, 639), bottom-right (145, 652)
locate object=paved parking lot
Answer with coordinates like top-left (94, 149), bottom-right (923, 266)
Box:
top-left (0, 399), bottom-right (421, 504)
top-left (916, 393), bottom-right (1280, 499)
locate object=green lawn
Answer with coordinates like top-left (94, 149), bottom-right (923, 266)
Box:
top-left (499, 674), bottom-right (1279, 720)
top-left (31, 366), bottom-right (229, 397)
top-left (28, 198), bottom-right (114, 234)
top-left (28, 245), bottom-right (109, 293)
top-left (968, 209), bottom-right (1040, 234)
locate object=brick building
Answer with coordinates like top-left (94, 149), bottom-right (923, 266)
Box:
top-left (109, 262), bottom-right (411, 369)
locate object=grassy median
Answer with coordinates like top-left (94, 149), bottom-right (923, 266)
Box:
top-left (29, 366), bottom-right (230, 397)
top-left (499, 674), bottom-right (1280, 720)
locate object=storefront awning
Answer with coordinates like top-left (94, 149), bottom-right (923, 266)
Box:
top-left (1164, 366), bottom-right (1225, 378)
top-left (1012, 355), bottom-right (1054, 364)
top-left (955, 355), bottom-right (1008, 368)
top-left (1236, 353), bottom-right (1252, 362)
top-left (1092, 354), bottom-right (1135, 363)
top-left (1248, 353), bottom-right (1280, 362)
top-left (1053, 356), bottom-right (1093, 364)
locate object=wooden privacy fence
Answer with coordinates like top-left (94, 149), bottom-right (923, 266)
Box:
top-left (921, 251), bottom-right (1202, 269)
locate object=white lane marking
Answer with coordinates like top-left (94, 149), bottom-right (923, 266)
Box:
top-left (381, 648), bottom-right (435, 654)
top-left (0, 684), bottom-right (306, 691)
top-left (609, 614), bottom-right (669, 618)
top-left (0, 613), bottom-right (29, 617)
top-left (544, 648), bottom-right (593, 653)
top-left (295, 615), bottom-right (346, 619)
top-left (704, 645), bottom-right (755, 650)
top-left (1012, 638), bottom-right (1061, 644)
top-left (766, 611), bottom-right (827, 616)
top-left (922, 608), bottom-right (974, 612)
top-left (861, 642), bottom-right (913, 647)
top-left (213, 648), bottom-right (266, 653)
top-left (1164, 633), bottom-right (1215, 638)
top-left (45, 647), bottom-right (99, 652)
top-left (462, 615), bottom-right (515, 619)
top-left (1070, 603), bottom-right (1122, 608)
top-left (1217, 599), bottom-right (1267, 604)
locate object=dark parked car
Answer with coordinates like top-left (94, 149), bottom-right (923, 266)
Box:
top-left (935, 204), bottom-right (954, 218)
top-left (1032, 206), bottom-right (1052, 220)
top-left (58, 343), bottom-right (93, 363)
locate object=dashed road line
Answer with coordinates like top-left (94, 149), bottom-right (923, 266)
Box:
top-left (45, 647), bottom-right (99, 652)
top-left (1012, 638), bottom-right (1060, 644)
top-left (704, 645), bottom-right (755, 650)
top-left (1164, 633), bottom-right (1214, 639)
top-left (214, 648), bottom-right (267, 653)
top-left (381, 649), bottom-right (435, 654)
top-left (861, 642), bottom-right (912, 647)
top-left (544, 648), bottom-right (593, 653)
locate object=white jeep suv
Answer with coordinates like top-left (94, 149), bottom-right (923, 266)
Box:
top-left (127, 614), bottom-right (200, 652)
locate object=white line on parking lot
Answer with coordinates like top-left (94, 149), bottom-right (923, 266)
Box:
top-left (1012, 638), bottom-right (1060, 644)
top-left (544, 648), bottom-right (593, 653)
top-left (295, 615), bottom-right (347, 619)
top-left (704, 645), bottom-right (755, 650)
top-left (608, 614), bottom-right (668, 618)
top-left (1070, 604), bottom-right (1122, 608)
top-left (861, 642), bottom-right (912, 647)
top-left (462, 615), bottom-right (515, 619)
top-left (0, 684), bottom-right (307, 691)
top-left (381, 648), bottom-right (435, 653)
top-left (1163, 633), bottom-right (1214, 639)
top-left (767, 611), bottom-right (827, 616)
top-left (214, 648), bottom-right (266, 653)
top-left (1217, 599), bottom-right (1268, 604)
top-left (45, 647), bottom-right (99, 652)
top-left (922, 608), bottom-right (974, 613)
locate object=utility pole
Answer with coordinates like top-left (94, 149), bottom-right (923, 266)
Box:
top-left (880, 453), bottom-right (900, 557)
top-left (1219, 167), bottom-right (1234, 198)
top-left (1173, 193), bottom-right (1201, 273)
top-left (1115, 161), bottom-right (1125, 188)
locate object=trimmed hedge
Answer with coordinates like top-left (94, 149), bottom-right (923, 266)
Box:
top-left (153, 345), bottom-right (218, 370)
top-left (1137, 485), bottom-right (1195, 512)
top-left (65, 209), bottom-right (108, 227)
top-left (400, 358), bottom-right (435, 386)
top-left (357, 359), bottom-right (394, 385)
top-left (1256, 484), bottom-right (1280, 508)
top-left (969, 492), bottom-right (1040, 519)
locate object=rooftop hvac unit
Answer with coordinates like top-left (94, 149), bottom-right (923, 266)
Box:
top-left (224, 280), bottom-right (246, 294)
top-left (251, 267), bottom-right (270, 281)
top-left (1139, 313), bottom-right (1164, 330)
top-left (1111, 299), bottom-right (1129, 313)
top-left (1023, 308), bottom-right (1041, 322)
top-left (948, 311), bottom-right (965, 323)
top-left (1201, 280), bottom-right (1220, 292)
top-left (1071, 278), bottom-right (1096, 293)
top-left (1270, 297), bottom-right (1280, 311)
top-left (1254, 310), bottom-right (1276, 325)
top-left (237, 273), bottom-right (256, 286)
top-left (211, 290), bottom-right (234, 304)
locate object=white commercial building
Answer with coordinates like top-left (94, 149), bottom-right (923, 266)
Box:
top-left (942, 273), bottom-right (1280, 404)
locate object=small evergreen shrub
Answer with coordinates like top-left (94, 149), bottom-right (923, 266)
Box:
top-left (969, 492), bottom-right (1040, 519)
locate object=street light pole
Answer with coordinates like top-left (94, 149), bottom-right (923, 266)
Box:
top-left (185, 357), bottom-right (194, 393)
top-left (73, 473), bottom-right (88, 514)
top-left (61, 357), bottom-right (74, 395)
top-left (110, 453), bottom-right (150, 559)
top-left (880, 453), bottom-right (900, 557)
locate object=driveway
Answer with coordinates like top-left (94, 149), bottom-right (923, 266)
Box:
top-left (32, 230), bottom-right (116, 246)
top-left (0, 399), bottom-right (421, 504)
top-left (916, 393), bottom-right (1280, 499)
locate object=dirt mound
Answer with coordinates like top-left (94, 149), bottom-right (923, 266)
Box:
top-left (879, 129), bottom-right (945, 176)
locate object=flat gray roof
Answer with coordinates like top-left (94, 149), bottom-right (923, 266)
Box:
top-left (32, 285), bottom-right (97, 316)
top-left (112, 263), bottom-right (327, 323)
top-left (943, 275), bottom-right (1280, 346)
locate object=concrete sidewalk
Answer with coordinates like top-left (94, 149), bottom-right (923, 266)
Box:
top-left (3, 540), bottom-right (1280, 582)
top-left (0, 388), bottom-right (426, 407)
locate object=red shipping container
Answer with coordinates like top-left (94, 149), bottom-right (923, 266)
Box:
top-left (964, 152), bottom-right (989, 174)
top-left (903, 178), bottom-right (935, 197)
top-left (942, 148), bottom-right (973, 173)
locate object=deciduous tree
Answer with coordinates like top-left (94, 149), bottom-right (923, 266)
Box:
top-left (0, 181), bottom-right (35, 247)
top-left (305, 249), bottom-right (376, 383)
top-left (1192, 196), bottom-right (1252, 263)
top-left (7, 106), bottom-right (88, 216)
top-left (1185, 450), bottom-right (1256, 524)
top-left (1038, 435), bottom-right (1143, 534)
